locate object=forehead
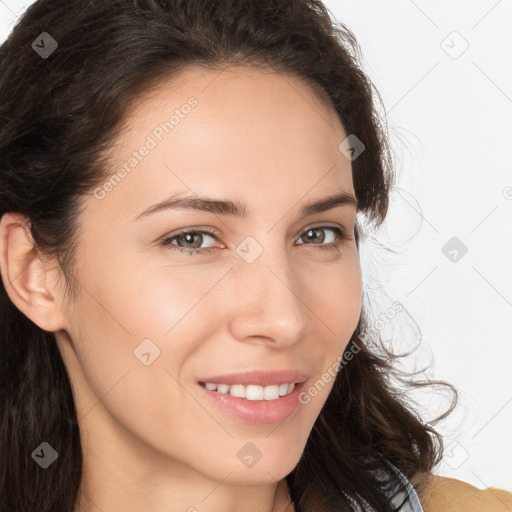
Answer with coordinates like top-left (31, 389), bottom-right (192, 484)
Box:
top-left (116, 64), bottom-right (346, 155)
top-left (93, 65), bottom-right (353, 221)
top-left (126, 64), bottom-right (338, 126)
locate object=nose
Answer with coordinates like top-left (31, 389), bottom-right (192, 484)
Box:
top-left (226, 244), bottom-right (308, 348)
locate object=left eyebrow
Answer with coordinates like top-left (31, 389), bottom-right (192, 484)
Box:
top-left (133, 190), bottom-right (358, 220)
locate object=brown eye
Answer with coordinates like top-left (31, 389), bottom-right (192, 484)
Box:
top-left (296, 226), bottom-right (347, 251)
top-left (159, 229), bottom-right (221, 255)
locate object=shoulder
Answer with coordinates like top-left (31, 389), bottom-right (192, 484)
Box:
top-left (416, 473), bottom-right (512, 512)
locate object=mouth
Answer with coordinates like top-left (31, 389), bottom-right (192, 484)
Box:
top-left (196, 378), bottom-right (309, 425)
top-left (198, 380), bottom-right (298, 400)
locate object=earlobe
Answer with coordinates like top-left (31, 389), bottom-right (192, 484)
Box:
top-left (0, 212), bottom-right (66, 333)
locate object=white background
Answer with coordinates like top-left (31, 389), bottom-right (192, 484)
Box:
top-left (1, 0), bottom-right (511, 491)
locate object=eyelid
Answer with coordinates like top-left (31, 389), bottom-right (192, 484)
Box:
top-left (171, 226), bottom-right (223, 238)
top-left (299, 221), bottom-right (345, 233)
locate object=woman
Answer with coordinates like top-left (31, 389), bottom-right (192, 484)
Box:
top-left (0, 0), bottom-right (510, 510)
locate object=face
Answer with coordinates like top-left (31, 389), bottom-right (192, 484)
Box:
top-left (55, 65), bottom-right (362, 486)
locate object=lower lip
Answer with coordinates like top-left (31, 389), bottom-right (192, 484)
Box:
top-left (197, 380), bottom-right (308, 425)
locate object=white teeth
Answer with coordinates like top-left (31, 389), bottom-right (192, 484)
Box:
top-left (229, 384), bottom-right (245, 398)
top-left (246, 385), bottom-right (264, 400)
top-left (202, 382), bottom-right (296, 400)
top-left (216, 383), bottom-right (230, 394)
top-left (262, 385), bottom-right (279, 400)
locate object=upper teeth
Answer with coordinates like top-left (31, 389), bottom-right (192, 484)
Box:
top-left (204, 382), bottom-right (295, 400)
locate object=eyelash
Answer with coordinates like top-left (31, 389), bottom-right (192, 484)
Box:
top-left (159, 225), bottom-right (350, 256)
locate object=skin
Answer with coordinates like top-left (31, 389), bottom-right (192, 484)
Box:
top-left (0, 65), bottom-right (362, 512)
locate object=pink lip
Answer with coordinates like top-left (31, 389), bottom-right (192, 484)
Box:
top-left (197, 369), bottom-right (310, 387)
top-left (197, 379), bottom-right (309, 425)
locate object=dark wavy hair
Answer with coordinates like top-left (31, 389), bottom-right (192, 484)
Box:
top-left (0, 0), bottom-right (457, 510)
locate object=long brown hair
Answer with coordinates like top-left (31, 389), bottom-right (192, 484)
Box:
top-left (0, 1), bottom-right (456, 510)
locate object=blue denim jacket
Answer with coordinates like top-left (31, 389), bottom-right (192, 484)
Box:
top-left (341, 459), bottom-right (424, 511)
top-left (387, 461), bottom-right (424, 512)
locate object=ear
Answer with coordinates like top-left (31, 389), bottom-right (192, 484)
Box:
top-left (0, 212), bottom-right (67, 332)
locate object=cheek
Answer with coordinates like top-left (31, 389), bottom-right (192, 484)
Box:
top-left (64, 262), bottom-right (224, 463)
top-left (298, 257), bottom-right (362, 403)
top-left (309, 254), bottom-right (362, 336)
top-left (78, 246), bottom-right (227, 343)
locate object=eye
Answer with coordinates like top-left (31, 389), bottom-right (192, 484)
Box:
top-left (295, 225), bottom-right (348, 252)
top-left (159, 228), bottom-right (221, 255)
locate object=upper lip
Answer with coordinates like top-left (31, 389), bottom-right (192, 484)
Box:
top-left (198, 369), bottom-right (310, 387)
